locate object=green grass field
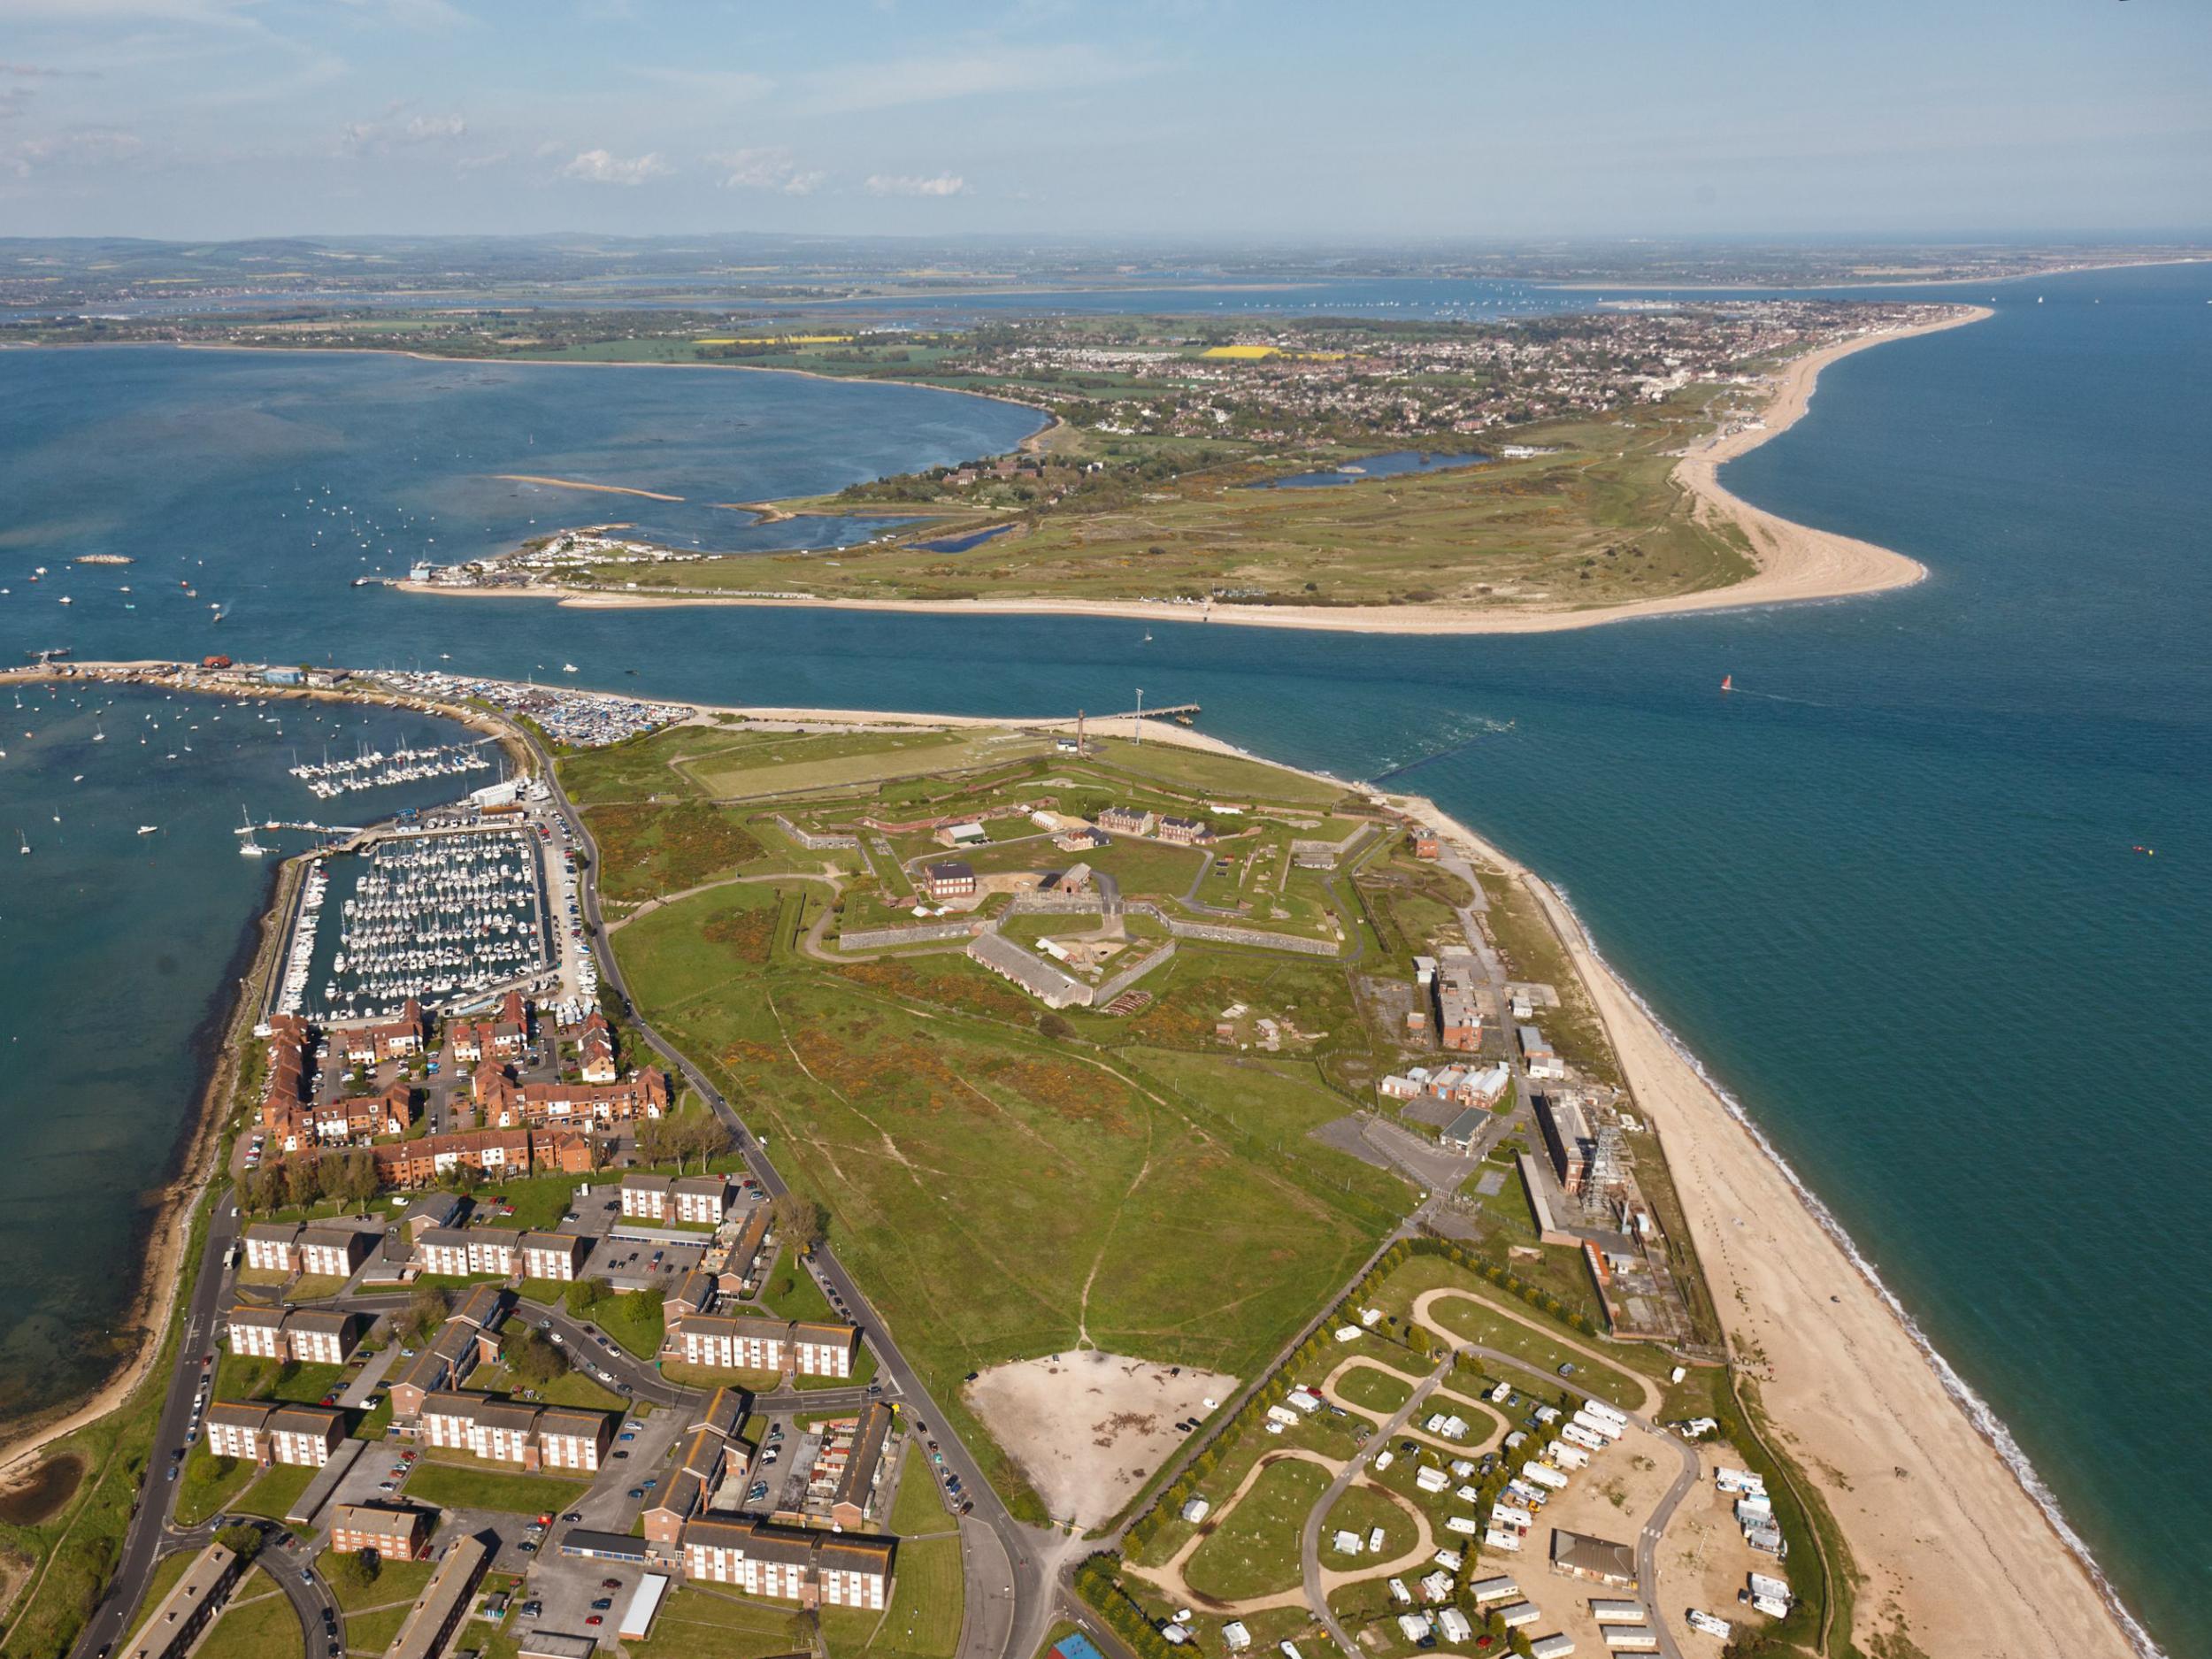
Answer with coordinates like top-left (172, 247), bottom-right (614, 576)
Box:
top-left (862, 1533), bottom-right (962, 1659)
top-left (613, 873), bottom-right (1401, 1522)
top-left (626, 1584), bottom-right (810, 1659)
top-left (194, 1567), bottom-right (303, 1659)
top-left (1324, 1482), bottom-right (1417, 1563)
top-left (886, 1450), bottom-right (953, 1538)
top-left (400, 1458), bottom-right (589, 1516)
top-left (173, 1448), bottom-right (257, 1525)
top-left (217, 1356), bottom-right (346, 1408)
top-left (316, 1550), bottom-right (435, 1614)
top-left (1182, 1456), bottom-right (1332, 1602)
top-left (1331, 1362), bottom-right (1416, 1417)
top-left (228, 1463), bottom-right (318, 1525)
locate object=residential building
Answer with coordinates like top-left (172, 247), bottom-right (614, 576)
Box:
top-left (827, 1403), bottom-right (895, 1531)
top-left (242, 1223), bottom-right (302, 1274)
top-left (1096, 805), bottom-right (1155, 836)
top-left (681, 1519), bottom-right (894, 1610)
top-left (520, 1231), bottom-right (588, 1281)
top-left (226, 1303), bottom-right (289, 1360)
top-left (297, 1226), bottom-right (374, 1280)
top-left (1538, 1094), bottom-right (1596, 1194)
top-left (226, 1306), bottom-right (361, 1365)
top-left (203, 1402), bottom-right (345, 1466)
top-left (386, 1287), bottom-right (507, 1417)
top-left (329, 1503), bottom-right (434, 1562)
top-left (669, 1313), bottom-right (787, 1374)
top-left (418, 1392), bottom-right (611, 1472)
top-left (388, 1533), bottom-right (490, 1659)
top-left (1411, 828), bottom-right (1441, 860)
top-left (123, 1542), bottom-right (244, 1659)
top-left (1156, 815), bottom-right (1213, 845)
top-left (642, 1390), bottom-right (749, 1547)
top-left (415, 1226), bottom-right (521, 1279)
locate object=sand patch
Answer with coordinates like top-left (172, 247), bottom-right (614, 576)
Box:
top-left (967, 1350), bottom-right (1235, 1529)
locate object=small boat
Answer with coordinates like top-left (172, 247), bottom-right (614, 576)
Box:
top-left (562, 664), bottom-right (579, 674)
top-left (137, 825), bottom-right (159, 835)
top-left (16, 833), bottom-right (26, 856)
top-left (1721, 674), bottom-right (1734, 692)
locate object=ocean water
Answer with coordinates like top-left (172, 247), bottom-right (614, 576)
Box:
top-left (2, 263), bottom-right (2207, 1650)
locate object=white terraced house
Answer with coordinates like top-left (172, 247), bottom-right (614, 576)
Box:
top-left (227, 1305), bottom-right (288, 1360)
top-left (673, 1316), bottom-right (782, 1372)
top-left (204, 1402), bottom-right (344, 1466)
top-left (414, 1227), bottom-right (519, 1278)
top-left (680, 1519), bottom-right (892, 1609)
top-left (618, 1173), bottom-right (672, 1221)
top-left (296, 1226), bottom-right (372, 1279)
top-left (242, 1224), bottom-right (299, 1273)
top-left (789, 1321), bottom-right (856, 1379)
top-left (416, 1391), bottom-right (609, 1472)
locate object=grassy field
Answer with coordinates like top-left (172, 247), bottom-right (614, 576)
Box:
top-left (229, 1463), bottom-right (318, 1525)
top-left (682, 728), bottom-right (1052, 801)
top-left (400, 1458), bottom-right (588, 1516)
top-left (339, 1604), bottom-right (411, 1655)
top-left (861, 1533), bottom-right (962, 1659)
top-left (316, 1551), bottom-right (435, 1614)
top-left (1079, 737), bottom-right (1345, 808)
top-left (626, 1583), bottom-right (810, 1659)
top-left (1181, 1456), bottom-right (1332, 1602)
top-left (587, 802), bottom-right (767, 903)
top-left (1331, 1363), bottom-right (1415, 1417)
top-left (612, 875), bottom-right (1402, 1522)
top-left (217, 1356), bottom-right (346, 1407)
top-left (1324, 1482), bottom-right (1417, 1562)
top-left (173, 1449), bottom-right (258, 1525)
top-left (194, 1568), bottom-right (303, 1659)
top-left (886, 1451), bottom-right (953, 1538)
top-left (591, 390), bottom-right (1755, 615)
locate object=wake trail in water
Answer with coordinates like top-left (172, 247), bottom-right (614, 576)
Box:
top-left (1368, 715), bottom-right (1516, 783)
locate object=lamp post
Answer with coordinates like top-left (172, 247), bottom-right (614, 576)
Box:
top-left (1134, 688), bottom-right (1143, 746)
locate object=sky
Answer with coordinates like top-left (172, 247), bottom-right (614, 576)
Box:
top-left (1, 0), bottom-right (2207, 242)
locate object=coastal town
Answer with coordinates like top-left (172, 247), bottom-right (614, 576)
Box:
top-left (0, 659), bottom-right (1824, 1659)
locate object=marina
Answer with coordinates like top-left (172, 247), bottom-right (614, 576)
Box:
top-left (275, 821), bottom-right (551, 1023)
top-left (287, 736), bottom-right (495, 798)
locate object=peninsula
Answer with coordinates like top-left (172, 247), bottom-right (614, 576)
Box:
top-left (0, 659), bottom-right (2141, 1659)
top-left (391, 303), bottom-right (1987, 634)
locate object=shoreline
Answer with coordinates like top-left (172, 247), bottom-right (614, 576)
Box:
top-left (0, 672), bottom-right (2153, 1652)
top-left (0, 670), bottom-right (529, 1476)
top-left (398, 306), bottom-right (1988, 637)
top-left (1385, 786), bottom-right (2151, 1659)
top-left (1541, 254), bottom-right (2204, 292)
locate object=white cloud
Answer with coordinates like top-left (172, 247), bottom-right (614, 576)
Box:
top-left (558, 147), bottom-right (669, 185)
top-left (709, 145), bottom-right (823, 195)
top-left (340, 109), bottom-right (465, 154)
top-left (865, 172), bottom-right (966, 197)
top-left (8, 126), bottom-right (143, 174)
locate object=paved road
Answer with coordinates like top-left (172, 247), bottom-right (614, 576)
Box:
top-left (1454, 1340), bottom-right (1699, 1659)
top-left (71, 1200), bottom-right (346, 1659)
top-left (1298, 1356), bottom-right (1454, 1655)
top-left (525, 728), bottom-right (1064, 1659)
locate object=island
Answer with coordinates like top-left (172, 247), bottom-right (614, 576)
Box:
top-left (0, 657), bottom-right (2139, 1659)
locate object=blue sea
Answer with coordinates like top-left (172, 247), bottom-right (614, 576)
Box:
top-left (1, 263), bottom-right (2205, 1652)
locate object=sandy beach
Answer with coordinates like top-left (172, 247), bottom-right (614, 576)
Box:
top-left (1392, 787), bottom-right (2146, 1659)
top-left (407, 306), bottom-right (1987, 637)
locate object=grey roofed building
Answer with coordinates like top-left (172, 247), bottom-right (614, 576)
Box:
top-left (966, 931), bottom-right (1091, 1009)
top-left (1548, 1527), bottom-right (1639, 1587)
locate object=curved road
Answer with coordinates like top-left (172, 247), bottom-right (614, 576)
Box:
top-left (526, 729), bottom-right (1054, 1659)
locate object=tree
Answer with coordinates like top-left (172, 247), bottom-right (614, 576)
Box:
top-left (402, 1285), bottom-right (449, 1346)
top-left (770, 1193), bottom-right (825, 1254)
top-left (215, 1523), bottom-right (264, 1562)
top-left (332, 1548), bottom-right (380, 1594)
top-left (509, 1329), bottom-right (566, 1387)
top-left (1037, 1013), bottom-right (1076, 1042)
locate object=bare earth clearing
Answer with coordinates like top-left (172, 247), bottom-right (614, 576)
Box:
top-left (967, 1350), bottom-right (1236, 1529)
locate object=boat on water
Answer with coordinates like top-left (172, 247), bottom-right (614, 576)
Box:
top-left (1721, 674), bottom-right (1734, 692)
top-left (562, 664), bottom-right (580, 674)
top-left (16, 833), bottom-right (27, 856)
top-left (137, 825), bottom-right (158, 835)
